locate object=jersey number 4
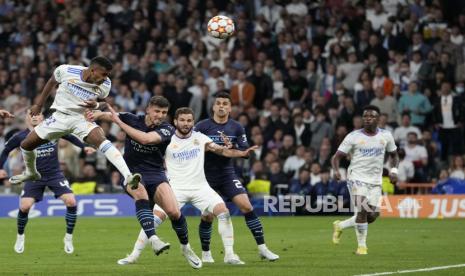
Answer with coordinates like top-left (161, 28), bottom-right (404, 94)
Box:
top-left (60, 180), bottom-right (70, 189)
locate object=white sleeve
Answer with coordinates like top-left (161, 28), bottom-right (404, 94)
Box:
top-left (53, 65), bottom-right (67, 83)
top-left (201, 133), bottom-right (213, 145)
top-left (386, 132), bottom-right (397, 152)
top-left (419, 147), bottom-right (428, 159)
top-left (99, 80), bottom-right (111, 99)
top-left (337, 133), bottom-right (354, 154)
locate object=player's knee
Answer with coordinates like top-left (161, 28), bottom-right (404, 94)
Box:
top-left (201, 213), bottom-right (214, 223)
top-left (153, 210), bottom-right (167, 221)
top-left (19, 205), bottom-right (32, 213)
top-left (238, 202), bottom-right (253, 214)
top-left (64, 197), bottom-right (76, 207)
top-left (165, 208), bottom-right (181, 220)
top-left (20, 140), bottom-right (33, 151)
top-left (367, 212), bottom-right (379, 224)
top-left (130, 187), bottom-right (148, 200)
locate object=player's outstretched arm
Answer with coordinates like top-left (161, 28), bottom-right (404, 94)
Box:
top-left (205, 142), bottom-right (258, 158)
top-left (86, 109), bottom-right (113, 122)
top-left (107, 105), bottom-right (163, 145)
top-left (331, 151), bottom-right (347, 181)
top-left (0, 109), bottom-right (14, 118)
top-left (31, 76), bottom-right (58, 115)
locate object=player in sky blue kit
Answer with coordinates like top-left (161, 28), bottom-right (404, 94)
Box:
top-left (194, 91), bottom-right (279, 262)
top-left (89, 96), bottom-right (201, 268)
top-left (0, 110), bottom-right (95, 254)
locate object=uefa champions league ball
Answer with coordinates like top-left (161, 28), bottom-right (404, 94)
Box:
top-left (207, 15), bottom-right (235, 39)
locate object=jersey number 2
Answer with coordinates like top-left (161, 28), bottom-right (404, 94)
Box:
top-left (233, 180), bottom-right (243, 189)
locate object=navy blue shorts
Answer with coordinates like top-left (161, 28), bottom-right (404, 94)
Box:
top-left (120, 172), bottom-right (169, 203)
top-left (207, 174), bottom-right (247, 201)
top-left (22, 177), bottom-right (72, 202)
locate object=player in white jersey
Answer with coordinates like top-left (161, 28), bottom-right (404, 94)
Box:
top-left (118, 107), bottom-right (257, 266)
top-left (331, 105), bottom-right (399, 255)
top-left (10, 56), bottom-right (141, 188)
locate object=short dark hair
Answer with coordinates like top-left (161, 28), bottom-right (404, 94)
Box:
top-left (214, 91), bottom-right (231, 102)
top-left (90, 56), bottom-right (113, 71)
top-left (174, 107), bottom-right (194, 120)
top-left (362, 105), bottom-right (380, 115)
top-left (148, 96), bottom-right (170, 109)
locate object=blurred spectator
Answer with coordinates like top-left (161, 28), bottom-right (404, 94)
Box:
top-left (449, 156), bottom-right (465, 180)
top-left (432, 81), bottom-right (464, 161)
top-left (397, 148), bottom-right (415, 185)
top-left (393, 112), bottom-right (422, 147)
top-left (370, 86), bottom-right (397, 124)
top-left (283, 145), bottom-right (306, 179)
top-left (289, 167), bottom-right (312, 195)
top-left (403, 132), bottom-right (428, 182)
top-left (310, 108), bottom-right (333, 151)
top-left (231, 71), bottom-right (256, 109)
top-left (397, 81), bottom-right (432, 128)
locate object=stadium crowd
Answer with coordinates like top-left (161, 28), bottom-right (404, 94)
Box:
top-left (1, 0), bottom-right (465, 200)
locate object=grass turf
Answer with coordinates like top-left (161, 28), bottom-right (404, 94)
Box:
top-left (0, 216), bottom-right (465, 275)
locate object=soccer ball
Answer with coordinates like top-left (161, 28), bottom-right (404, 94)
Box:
top-left (207, 15), bottom-right (235, 39)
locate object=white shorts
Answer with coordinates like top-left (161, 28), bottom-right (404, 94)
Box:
top-left (347, 179), bottom-right (382, 209)
top-left (35, 111), bottom-right (99, 141)
top-left (154, 184), bottom-right (224, 215)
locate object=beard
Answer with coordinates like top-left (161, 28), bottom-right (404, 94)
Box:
top-left (177, 126), bottom-right (192, 135)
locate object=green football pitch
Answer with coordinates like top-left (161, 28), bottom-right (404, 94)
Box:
top-left (1, 216), bottom-right (465, 275)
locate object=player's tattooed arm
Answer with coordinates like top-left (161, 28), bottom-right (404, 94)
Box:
top-left (31, 75), bottom-right (58, 116)
top-left (331, 151), bottom-right (347, 181)
top-left (107, 105), bottom-right (163, 145)
top-left (206, 142), bottom-right (258, 158)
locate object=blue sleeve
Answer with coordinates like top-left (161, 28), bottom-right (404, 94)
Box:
top-left (118, 112), bottom-right (138, 125)
top-left (62, 134), bottom-right (85, 149)
top-left (0, 133), bottom-right (23, 167)
top-left (235, 123), bottom-right (249, 150)
top-left (155, 124), bottom-right (175, 143)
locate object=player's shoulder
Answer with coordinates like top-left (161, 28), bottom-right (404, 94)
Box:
top-left (345, 129), bottom-right (363, 139)
top-left (195, 118), bottom-right (211, 128)
top-left (61, 64), bottom-right (86, 75)
top-left (12, 129), bottom-right (29, 140)
top-left (227, 118), bottom-right (242, 127)
top-left (158, 122), bottom-right (175, 133)
top-left (378, 128), bottom-right (394, 138)
top-left (192, 130), bottom-right (209, 140)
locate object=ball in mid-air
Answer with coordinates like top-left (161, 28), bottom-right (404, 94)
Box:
top-left (207, 15), bottom-right (235, 39)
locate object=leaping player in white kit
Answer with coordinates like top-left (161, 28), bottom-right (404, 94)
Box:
top-left (331, 105), bottom-right (399, 255)
top-left (10, 56), bottom-right (141, 187)
top-left (117, 107), bottom-right (257, 266)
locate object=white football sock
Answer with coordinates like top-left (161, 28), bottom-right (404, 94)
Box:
top-left (21, 147), bottom-right (38, 175)
top-left (339, 215), bottom-right (356, 229)
top-left (99, 140), bottom-right (131, 180)
top-left (355, 223), bottom-right (368, 248)
top-left (217, 212), bottom-right (234, 256)
top-left (130, 229), bottom-right (148, 257)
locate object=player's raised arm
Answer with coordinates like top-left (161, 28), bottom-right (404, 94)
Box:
top-left (205, 142), bottom-right (257, 158)
top-left (31, 69), bottom-right (59, 116)
top-left (107, 105), bottom-right (164, 145)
